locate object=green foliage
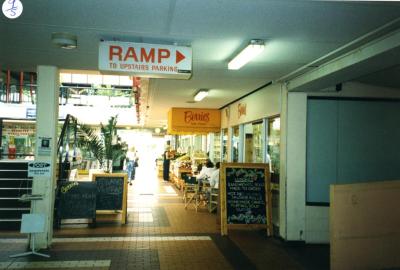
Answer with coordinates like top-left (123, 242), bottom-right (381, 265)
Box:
top-left (77, 115), bottom-right (127, 172)
top-left (77, 124), bottom-right (105, 168)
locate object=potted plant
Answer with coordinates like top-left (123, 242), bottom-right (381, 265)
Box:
top-left (77, 116), bottom-right (128, 173)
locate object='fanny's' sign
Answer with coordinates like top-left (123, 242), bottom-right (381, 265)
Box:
top-left (99, 41), bottom-right (192, 79)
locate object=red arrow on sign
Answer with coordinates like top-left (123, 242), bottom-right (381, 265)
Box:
top-left (176, 50), bottom-right (185, 64)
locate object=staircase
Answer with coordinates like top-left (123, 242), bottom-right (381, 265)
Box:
top-left (0, 161), bottom-right (32, 230)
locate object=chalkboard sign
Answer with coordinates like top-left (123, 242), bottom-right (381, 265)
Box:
top-left (220, 163), bottom-right (272, 236)
top-left (58, 181), bottom-right (97, 220)
top-left (92, 173), bottom-right (128, 224)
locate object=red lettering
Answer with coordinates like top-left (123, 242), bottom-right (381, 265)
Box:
top-left (158, 49), bottom-right (170, 63)
top-left (109, 45), bottom-right (122, 61)
top-left (184, 111), bottom-right (210, 123)
top-left (141, 48), bottom-right (155, 63)
top-left (124, 47), bottom-right (138, 61)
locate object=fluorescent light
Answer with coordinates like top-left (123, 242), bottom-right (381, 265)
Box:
top-left (228, 40), bottom-right (265, 70)
top-left (194, 89), bottom-right (209, 102)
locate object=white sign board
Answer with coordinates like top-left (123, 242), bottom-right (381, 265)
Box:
top-left (28, 162), bottom-right (51, 177)
top-left (37, 136), bottom-right (52, 156)
top-left (21, 214), bottom-right (46, 233)
top-left (99, 41), bottom-right (192, 79)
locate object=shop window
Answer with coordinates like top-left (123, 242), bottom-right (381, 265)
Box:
top-left (232, 126), bottom-right (240, 162)
top-left (267, 117), bottom-right (280, 174)
top-left (221, 128), bottom-right (228, 162)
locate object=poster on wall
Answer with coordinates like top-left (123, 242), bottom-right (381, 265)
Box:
top-left (37, 136), bottom-right (52, 156)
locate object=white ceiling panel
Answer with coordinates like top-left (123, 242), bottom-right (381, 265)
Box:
top-left (1, 0), bottom-right (399, 127)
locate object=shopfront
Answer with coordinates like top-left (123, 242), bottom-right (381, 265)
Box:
top-left (220, 83), bottom-right (282, 233)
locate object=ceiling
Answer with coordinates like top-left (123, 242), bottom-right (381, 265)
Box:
top-left (1, 0), bottom-right (400, 127)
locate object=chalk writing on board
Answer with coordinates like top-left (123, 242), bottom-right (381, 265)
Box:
top-left (58, 181), bottom-right (97, 219)
top-left (225, 167), bottom-right (266, 224)
top-left (95, 177), bottom-right (124, 210)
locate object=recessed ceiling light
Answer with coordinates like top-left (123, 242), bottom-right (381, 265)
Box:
top-left (51, 32), bottom-right (77, 49)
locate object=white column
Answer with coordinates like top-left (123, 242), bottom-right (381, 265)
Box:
top-left (279, 84), bottom-right (288, 239)
top-left (285, 92), bottom-right (307, 241)
top-left (31, 66), bottom-right (59, 249)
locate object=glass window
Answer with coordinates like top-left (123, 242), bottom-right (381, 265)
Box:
top-left (243, 123), bottom-right (253, 163)
top-left (267, 117), bottom-right (280, 174)
top-left (232, 126), bottom-right (240, 162)
top-left (252, 121), bottom-right (263, 163)
top-left (212, 132), bottom-right (221, 163)
top-left (243, 121), bottom-right (263, 163)
top-left (268, 116), bottom-right (280, 230)
top-left (221, 128), bottom-right (228, 162)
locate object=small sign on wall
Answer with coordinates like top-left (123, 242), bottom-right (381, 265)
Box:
top-left (238, 103), bottom-right (246, 118)
top-left (37, 136), bottom-right (52, 156)
top-left (28, 162), bottom-right (51, 177)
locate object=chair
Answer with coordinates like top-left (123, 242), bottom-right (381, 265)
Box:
top-left (208, 188), bottom-right (218, 213)
top-left (183, 176), bottom-right (196, 203)
top-left (185, 178), bottom-right (209, 212)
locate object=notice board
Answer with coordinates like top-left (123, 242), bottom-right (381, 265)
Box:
top-left (220, 163), bottom-right (272, 236)
top-left (58, 181), bottom-right (97, 221)
top-left (92, 173), bottom-right (128, 224)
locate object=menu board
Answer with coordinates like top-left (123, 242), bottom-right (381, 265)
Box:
top-left (226, 167), bottom-right (266, 224)
top-left (92, 173), bottom-right (128, 224)
top-left (58, 181), bottom-right (97, 221)
top-left (220, 163), bottom-right (272, 236)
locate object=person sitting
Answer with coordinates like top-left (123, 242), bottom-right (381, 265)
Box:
top-left (205, 162), bottom-right (220, 204)
top-left (209, 162), bottom-right (220, 189)
top-left (196, 159), bottom-right (215, 185)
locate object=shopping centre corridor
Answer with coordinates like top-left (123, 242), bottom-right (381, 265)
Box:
top-left (0, 160), bottom-right (328, 270)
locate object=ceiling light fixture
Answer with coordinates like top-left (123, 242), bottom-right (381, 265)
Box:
top-left (194, 89), bottom-right (209, 102)
top-left (228, 39), bottom-right (265, 70)
top-left (51, 32), bottom-right (77, 49)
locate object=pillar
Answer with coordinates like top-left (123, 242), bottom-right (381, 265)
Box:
top-left (31, 66), bottom-right (59, 249)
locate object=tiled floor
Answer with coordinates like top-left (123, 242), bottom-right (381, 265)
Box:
top-left (0, 164), bottom-right (329, 269)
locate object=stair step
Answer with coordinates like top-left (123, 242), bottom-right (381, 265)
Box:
top-left (0, 208), bottom-right (30, 210)
top-left (0, 180), bottom-right (32, 189)
top-left (0, 188), bottom-right (32, 190)
top-left (0, 178), bottom-right (32, 181)
top-left (0, 162), bottom-right (29, 170)
top-left (0, 171), bottom-right (29, 178)
top-left (0, 199), bottom-right (30, 207)
top-left (0, 219), bottom-right (22, 222)
top-left (0, 189), bottom-right (32, 197)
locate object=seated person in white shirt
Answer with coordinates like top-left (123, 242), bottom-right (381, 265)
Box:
top-left (208, 162), bottom-right (220, 189)
top-left (205, 162), bottom-right (220, 203)
top-left (196, 159), bottom-right (215, 185)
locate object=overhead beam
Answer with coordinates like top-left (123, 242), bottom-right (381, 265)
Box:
top-left (286, 28), bottom-right (400, 92)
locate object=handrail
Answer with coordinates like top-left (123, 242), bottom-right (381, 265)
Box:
top-left (57, 114), bottom-right (78, 182)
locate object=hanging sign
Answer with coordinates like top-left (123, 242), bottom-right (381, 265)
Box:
top-left (167, 107), bottom-right (221, 135)
top-left (99, 41), bottom-right (192, 79)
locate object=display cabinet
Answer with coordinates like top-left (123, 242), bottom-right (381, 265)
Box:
top-left (212, 132), bottom-right (221, 163)
top-left (221, 128), bottom-right (228, 162)
top-left (0, 120), bottom-right (36, 160)
top-left (252, 122), bottom-right (263, 163)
